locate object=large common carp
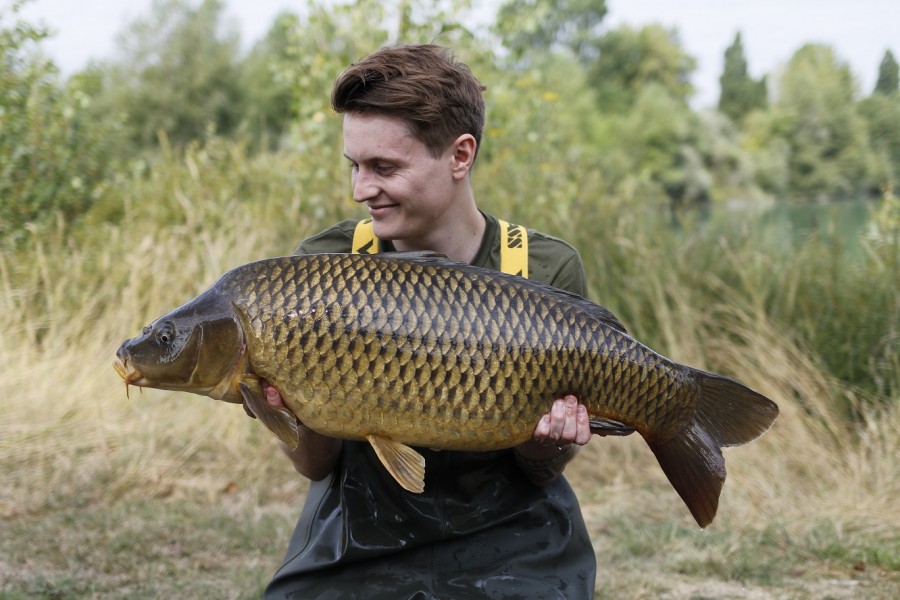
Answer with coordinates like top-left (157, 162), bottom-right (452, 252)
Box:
top-left (114, 252), bottom-right (778, 527)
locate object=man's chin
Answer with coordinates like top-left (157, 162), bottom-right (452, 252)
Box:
top-left (371, 213), bottom-right (404, 239)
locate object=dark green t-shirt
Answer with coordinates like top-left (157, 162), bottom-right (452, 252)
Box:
top-left (295, 211), bottom-right (589, 299)
top-left (266, 212), bottom-right (596, 600)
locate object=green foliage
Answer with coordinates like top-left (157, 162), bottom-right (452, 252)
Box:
top-left (255, 0), bottom-right (387, 182)
top-left (739, 109), bottom-right (791, 196)
top-left (86, 0), bottom-right (244, 152)
top-left (239, 12), bottom-right (302, 150)
top-left (0, 1), bottom-right (118, 245)
top-left (590, 86), bottom-right (767, 207)
top-left (858, 93), bottom-right (900, 189)
top-left (474, 52), bottom-right (607, 224)
top-left (874, 49), bottom-right (899, 96)
top-left (493, 9), bottom-right (715, 206)
top-left (772, 44), bottom-right (876, 200)
top-left (594, 84), bottom-right (706, 205)
top-left (495, 0), bottom-right (607, 62)
top-left (718, 32), bottom-right (767, 125)
top-left (587, 24), bottom-right (696, 113)
top-left (565, 194), bottom-right (899, 403)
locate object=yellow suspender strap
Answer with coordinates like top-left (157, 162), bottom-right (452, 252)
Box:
top-left (351, 218), bottom-right (381, 254)
top-left (353, 217), bottom-right (528, 278)
top-left (498, 219), bottom-right (528, 278)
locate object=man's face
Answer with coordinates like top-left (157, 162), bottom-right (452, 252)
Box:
top-left (343, 112), bottom-right (460, 246)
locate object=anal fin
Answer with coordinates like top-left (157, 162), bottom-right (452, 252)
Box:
top-left (240, 380), bottom-right (300, 450)
top-left (367, 435), bottom-right (426, 493)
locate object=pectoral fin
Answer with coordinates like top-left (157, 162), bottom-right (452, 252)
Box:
top-left (366, 435), bottom-right (426, 493)
top-left (240, 381), bottom-right (300, 450)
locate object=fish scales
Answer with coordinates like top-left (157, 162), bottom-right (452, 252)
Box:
top-left (222, 254), bottom-right (688, 448)
top-left (114, 252), bottom-right (778, 526)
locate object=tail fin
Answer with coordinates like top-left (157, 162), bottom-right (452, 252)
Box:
top-left (648, 371), bottom-right (778, 528)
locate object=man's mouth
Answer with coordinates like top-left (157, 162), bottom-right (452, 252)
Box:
top-left (368, 203), bottom-right (398, 217)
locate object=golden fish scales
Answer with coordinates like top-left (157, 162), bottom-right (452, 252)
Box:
top-left (114, 252), bottom-right (777, 527)
top-left (228, 254), bottom-right (692, 448)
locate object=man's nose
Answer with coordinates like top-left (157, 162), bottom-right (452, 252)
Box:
top-left (352, 169), bottom-right (378, 203)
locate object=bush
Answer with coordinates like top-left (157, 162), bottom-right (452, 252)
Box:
top-left (0, 2), bottom-right (118, 246)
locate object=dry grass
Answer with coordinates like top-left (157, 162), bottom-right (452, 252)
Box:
top-left (2, 152), bottom-right (898, 598)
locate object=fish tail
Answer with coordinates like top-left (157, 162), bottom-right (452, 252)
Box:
top-left (647, 370), bottom-right (779, 528)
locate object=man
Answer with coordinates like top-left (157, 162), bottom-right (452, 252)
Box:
top-left (261, 44), bottom-right (597, 599)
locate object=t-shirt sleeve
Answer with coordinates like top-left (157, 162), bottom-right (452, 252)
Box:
top-left (525, 231), bottom-right (590, 299)
top-left (546, 253), bottom-right (589, 299)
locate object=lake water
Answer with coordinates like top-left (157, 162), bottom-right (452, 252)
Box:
top-left (676, 199), bottom-right (875, 258)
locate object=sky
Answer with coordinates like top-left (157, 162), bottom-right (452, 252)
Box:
top-left (14, 0), bottom-right (899, 108)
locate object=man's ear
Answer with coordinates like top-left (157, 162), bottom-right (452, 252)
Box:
top-left (449, 134), bottom-right (477, 180)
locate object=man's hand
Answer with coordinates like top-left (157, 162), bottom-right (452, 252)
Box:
top-left (517, 395), bottom-right (591, 459)
top-left (242, 380), bottom-right (288, 418)
top-left (534, 394), bottom-right (592, 446)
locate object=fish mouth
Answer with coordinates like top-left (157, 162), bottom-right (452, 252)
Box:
top-left (113, 354), bottom-right (144, 397)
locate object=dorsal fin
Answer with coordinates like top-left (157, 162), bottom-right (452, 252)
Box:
top-left (385, 250), bottom-right (448, 260)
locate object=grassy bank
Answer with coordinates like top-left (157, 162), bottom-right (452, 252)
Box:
top-left (1, 142), bottom-right (898, 598)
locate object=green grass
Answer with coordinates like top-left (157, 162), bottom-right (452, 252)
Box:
top-left (2, 494), bottom-right (297, 599)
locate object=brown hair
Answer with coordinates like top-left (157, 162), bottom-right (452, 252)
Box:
top-left (331, 44), bottom-right (486, 160)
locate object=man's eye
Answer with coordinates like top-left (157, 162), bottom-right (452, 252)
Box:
top-left (375, 163), bottom-right (395, 174)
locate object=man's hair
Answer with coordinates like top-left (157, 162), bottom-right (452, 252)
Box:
top-left (332, 44), bottom-right (486, 159)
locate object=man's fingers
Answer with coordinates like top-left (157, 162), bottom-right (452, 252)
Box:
top-left (534, 414), bottom-right (551, 438)
top-left (532, 395), bottom-right (593, 447)
top-left (548, 398), bottom-right (568, 443)
top-left (262, 381), bottom-right (286, 408)
top-left (575, 404), bottom-right (591, 445)
top-left (560, 395), bottom-right (579, 442)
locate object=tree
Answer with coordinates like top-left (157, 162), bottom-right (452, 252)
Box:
top-left (874, 49), bottom-right (899, 96)
top-left (718, 32), bottom-right (767, 124)
top-left (239, 11), bottom-right (302, 150)
top-left (594, 84), bottom-right (714, 207)
top-left (858, 93), bottom-right (900, 189)
top-left (86, 0), bottom-right (244, 151)
top-left (495, 0), bottom-right (607, 63)
top-left (774, 44), bottom-right (875, 199)
top-left (588, 24), bottom-right (696, 112)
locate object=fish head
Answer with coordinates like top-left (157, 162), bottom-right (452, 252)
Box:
top-left (114, 292), bottom-right (246, 403)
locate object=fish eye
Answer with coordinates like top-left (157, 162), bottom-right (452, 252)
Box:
top-left (156, 321), bottom-right (176, 345)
